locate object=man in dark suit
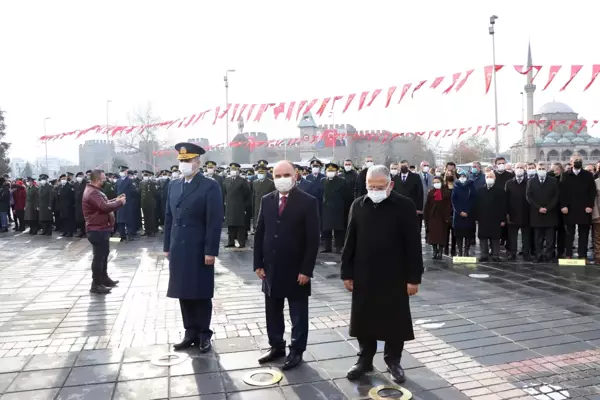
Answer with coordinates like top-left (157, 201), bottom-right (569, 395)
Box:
top-left (116, 166), bottom-right (136, 241)
top-left (254, 160), bottom-right (320, 370)
top-left (505, 163), bottom-right (531, 261)
top-left (526, 162), bottom-right (559, 262)
top-left (393, 160), bottom-right (424, 231)
top-left (164, 142), bottom-right (224, 352)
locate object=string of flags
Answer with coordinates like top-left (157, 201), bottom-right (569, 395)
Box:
top-left (150, 118), bottom-right (600, 156)
top-left (39, 64), bottom-right (600, 143)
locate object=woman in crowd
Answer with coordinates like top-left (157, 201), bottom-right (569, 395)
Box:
top-left (451, 171), bottom-right (476, 256)
top-left (424, 176), bottom-right (452, 259)
top-left (11, 180), bottom-right (26, 232)
top-left (444, 173), bottom-right (457, 256)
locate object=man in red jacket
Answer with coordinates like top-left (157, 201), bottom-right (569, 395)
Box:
top-left (83, 169), bottom-right (126, 294)
top-left (12, 180), bottom-right (26, 231)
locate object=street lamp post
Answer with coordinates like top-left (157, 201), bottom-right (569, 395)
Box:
top-left (224, 69), bottom-right (236, 145)
top-left (43, 117), bottom-right (50, 174)
top-left (489, 15), bottom-right (500, 157)
top-left (106, 100), bottom-right (112, 171)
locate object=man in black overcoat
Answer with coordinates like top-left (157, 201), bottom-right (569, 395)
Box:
top-left (74, 172), bottom-right (88, 238)
top-left (341, 165), bottom-right (423, 383)
top-left (494, 157), bottom-right (515, 247)
top-left (474, 171), bottom-right (507, 262)
top-left (223, 163), bottom-right (252, 248)
top-left (254, 161), bottom-right (320, 371)
top-left (505, 163), bottom-right (531, 261)
top-left (58, 173), bottom-right (76, 237)
top-left (526, 162), bottom-right (559, 262)
top-left (559, 154), bottom-right (596, 259)
top-left (392, 159), bottom-right (424, 232)
top-left (354, 156), bottom-right (374, 198)
top-left (321, 163), bottom-right (351, 254)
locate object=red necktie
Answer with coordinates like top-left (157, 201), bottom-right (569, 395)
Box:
top-left (279, 195), bottom-right (287, 216)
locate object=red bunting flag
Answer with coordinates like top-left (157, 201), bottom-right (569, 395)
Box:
top-left (398, 83), bottom-right (412, 104)
top-left (253, 104), bottom-right (268, 122)
top-left (285, 102), bottom-right (295, 121)
top-left (304, 99), bottom-right (318, 115)
top-left (358, 91), bottom-right (369, 111)
top-left (316, 98), bottom-right (331, 117)
top-left (212, 107), bottom-right (220, 125)
top-left (385, 86), bottom-right (397, 108)
top-left (411, 80), bottom-right (427, 98)
top-left (343, 94), bottom-right (356, 113)
top-left (246, 104), bottom-right (257, 120)
top-left (455, 69), bottom-right (474, 92)
top-left (483, 65), bottom-right (504, 94)
top-left (560, 65), bottom-right (583, 91)
top-left (296, 100), bottom-right (307, 120)
top-left (272, 103), bottom-right (285, 120)
top-left (513, 65), bottom-right (541, 79)
top-left (543, 66), bottom-right (562, 90)
top-left (584, 64), bottom-right (600, 91)
top-left (183, 114), bottom-right (197, 128)
top-left (367, 89), bottom-right (382, 107)
top-left (331, 95), bottom-right (344, 110)
top-left (430, 77), bottom-right (444, 89)
top-left (443, 73), bottom-right (461, 94)
top-left (218, 104), bottom-right (231, 119)
top-left (238, 104), bottom-right (248, 121)
top-left (230, 104), bottom-right (240, 122)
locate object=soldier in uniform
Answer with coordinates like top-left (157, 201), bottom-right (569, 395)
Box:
top-left (25, 177), bottom-right (40, 235)
top-left (38, 174), bottom-right (54, 236)
top-left (204, 161), bottom-right (224, 188)
top-left (306, 160), bottom-right (325, 236)
top-left (116, 166), bottom-right (136, 241)
top-left (252, 164), bottom-right (276, 231)
top-left (322, 163), bottom-right (352, 253)
top-left (102, 173), bottom-right (117, 199)
top-left (171, 165), bottom-right (181, 180)
top-left (58, 173), bottom-right (76, 237)
top-left (129, 170), bottom-right (142, 235)
top-left (158, 170), bottom-right (171, 228)
top-left (163, 142), bottom-right (224, 351)
top-left (223, 162), bottom-right (252, 248)
top-left (52, 178), bottom-right (61, 231)
top-left (140, 170), bottom-right (158, 237)
top-left (74, 172), bottom-right (88, 238)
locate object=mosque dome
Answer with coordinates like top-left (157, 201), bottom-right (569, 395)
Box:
top-left (571, 137), bottom-right (585, 144)
top-left (534, 137), bottom-right (544, 145)
top-left (586, 137), bottom-right (600, 144)
top-left (536, 101), bottom-right (575, 115)
top-left (545, 132), bottom-right (561, 140)
top-left (557, 138), bottom-right (572, 144)
top-left (543, 137), bottom-right (557, 144)
top-left (562, 132), bottom-right (576, 139)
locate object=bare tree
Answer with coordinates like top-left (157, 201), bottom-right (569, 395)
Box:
top-left (116, 103), bottom-right (167, 170)
top-left (448, 136), bottom-right (495, 164)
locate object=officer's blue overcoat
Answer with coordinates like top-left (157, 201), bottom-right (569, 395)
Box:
top-left (116, 177), bottom-right (135, 224)
top-left (163, 173), bottom-right (224, 299)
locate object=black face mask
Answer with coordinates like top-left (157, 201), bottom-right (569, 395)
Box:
top-left (400, 166), bottom-right (409, 174)
top-left (573, 161), bottom-right (583, 169)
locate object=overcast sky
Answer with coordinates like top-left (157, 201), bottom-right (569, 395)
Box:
top-left (1, 0), bottom-right (599, 164)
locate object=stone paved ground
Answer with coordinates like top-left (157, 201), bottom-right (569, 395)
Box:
top-left (1, 230), bottom-right (600, 399)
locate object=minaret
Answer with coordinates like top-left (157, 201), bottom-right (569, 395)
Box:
top-left (524, 42), bottom-right (537, 162)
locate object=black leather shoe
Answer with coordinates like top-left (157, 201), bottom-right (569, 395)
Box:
top-left (89, 283), bottom-right (111, 294)
top-left (198, 339), bottom-right (212, 353)
top-left (258, 347), bottom-right (286, 364)
top-left (224, 244), bottom-right (236, 248)
top-left (479, 256), bottom-right (489, 262)
top-left (346, 362), bottom-right (374, 380)
top-left (387, 363), bottom-right (405, 383)
top-left (103, 277), bottom-right (119, 287)
top-left (173, 337), bottom-right (196, 351)
top-left (282, 352), bottom-right (303, 370)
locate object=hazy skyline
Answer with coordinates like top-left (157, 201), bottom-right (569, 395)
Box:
top-left (1, 0), bottom-right (599, 164)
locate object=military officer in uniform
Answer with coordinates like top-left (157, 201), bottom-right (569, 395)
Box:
top-left (158, 170), bottom-right (171, 228)
top-left (164, 142), bottom-right (224, 351)
top-left (140, 170), bottom-right (158, 237)
top-left (25, 177), bottom-right (40, 235)
top-left (74, 172), bottom-right (88, 238)
top-left (129, 170), bottom-right (142, 235)
top-left (52, 177), bottom-right (62, 231)
top-left (38, 174), bottom-right (54, 235)
top-left (171, 165), bottom-right (181, 180)
top-left (252, 164), bottom-right (276, 231)
top-left (306, 160), bottom-right (325, 236)
top-left (116, 166), bottom-right (136, 241)
top-left (223, 162), bottom-right (252, 248)
top-left (58, 173), bottom-right (76, 237)
top-left (321, 163), bottom-right (352, 253)
top-left (102, 173), bottom-right (117, 199)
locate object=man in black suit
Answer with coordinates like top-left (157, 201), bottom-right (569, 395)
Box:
top-left (392, 160), bottom-right (424, 231)
top-left (254, 160), bottom-right (320, 370)
top-left (526, 162), bottom-right (560, 262)
top-left (505, 163), bottom-right (531, 261)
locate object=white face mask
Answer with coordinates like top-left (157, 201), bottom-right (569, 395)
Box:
top-left (515, 168), bottom-right (524, 177)
top-left (367, 186), bottom-right (389, 204)
top-left (39, 180), bottom-right (46, 185)
top-left (179, 162), bottom-right (194, 177)
top-left (486, 178), bottom-right (495, 186)
top-left (422, 166), bottom-right (430, 173)
top-left (497, 164), bottom-right (506, 171)
top-left (76, 177), bottom-right (83, 183)
top-left (112, 178), bottom-right (117, 183)
top-left (435, 171), bottom-right (442, 177)
top-left (326, 171), bottom-right (336, 178)
top-left (365, 161), bottom-right (374, 168)
top-left (527, 169), bottom-right (537, 177)
top-left (433, 183), bottom-right (442, 189)
top-left (61, 179), bottom-right (67, 185)
top-left (312, 167), bottom-right (320, 174)
top-left (206, 168), bottom-right (215, 175)
top-left (230, 170), bottom-right (238, 177)
top-left (257, 173), bottom-right (265, 180)
top-left (143, 176), bottom-right (149, 181)
top-left (459, 177), bottom-right (467, 184)
top-left (344, 165), bottom-right (352, 172)
top-left (172, 172), bottom-right (179, 179)
top-left (390, 169), bottom-right (398, 176)
top-left (274, 177), bottom-right (294, 193)
top-left (537, 170), bottom-right (547, 178)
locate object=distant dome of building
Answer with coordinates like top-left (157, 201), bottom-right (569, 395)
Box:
top-left (543, 137), bottom-right (557, 144)
top-left (545, 132), bottom-right (561, 140)
top-left (571, 137), bottom-right (585, 144)
top-left (587, 137), bottom-right (600, 144)
top-left (537, 101), bottom-right (575, 115)
top-left (557, 138), bottom-right (572, 144)
top-left (562, 132), bottom-right (576, 138)
top-left (535, 137), bottom-right (544, 145)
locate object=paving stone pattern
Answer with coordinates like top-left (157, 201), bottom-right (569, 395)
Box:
top-left (1, 231), bottom-right (600, 398)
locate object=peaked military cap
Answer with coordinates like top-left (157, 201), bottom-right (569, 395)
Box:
top-left (325, 163), bottom-right (339, 171)
top-left (256, 159), bottom-right (268, 167)
top-left (160, 170), bottom-right (170, 175)
top-left (49, 179), bottom-right (57, 184)
top-left (310, 159), bottom-right (323, 167)
top-left (66, 172), bottom-right (74, 176)
top-left (205, 161), bottom-right (217, 167)
top-left (175, 142), bottom-right (205, 160)
top-left (171, 165), bottom-right (179, 172)
top-left (106, 173), bottom-right (114, 178)
top-left (26, 176), bottom-right (35, 181)
top-left (39, 174), bottom-right (49, 180)
top-left (256, 164), bottom-right (268, 172)
top-left (59, 174), bottom-right (67, 179)
top-left (85, 170), bottom-right (92, 174)
top-left (230, 162), bottom-right (241, 169)
top-left (76, 172), bottom-right (84, 177)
